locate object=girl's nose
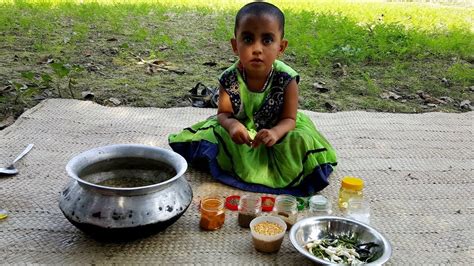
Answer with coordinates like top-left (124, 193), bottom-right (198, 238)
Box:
top-left (252, 42), bottom-right (263, 54)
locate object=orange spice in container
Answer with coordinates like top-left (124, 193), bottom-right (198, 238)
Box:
top-left (200, 196), bottom-right (225, 230)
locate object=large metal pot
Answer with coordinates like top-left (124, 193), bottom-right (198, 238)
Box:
top-left (59, 144), bottom-right (192, 240)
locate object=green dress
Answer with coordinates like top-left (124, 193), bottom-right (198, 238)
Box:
top-left (169, 60), bottom-right (337, 196)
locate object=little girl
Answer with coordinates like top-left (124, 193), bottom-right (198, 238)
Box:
top-left (169, 2), bottom-right (337, 196)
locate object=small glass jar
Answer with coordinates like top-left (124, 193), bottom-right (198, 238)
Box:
top-left (338, 176), bottom-right (364, 211)
top-left (272, 195), bottom-right (298, 230)
top-left (346, 198), bottom-right (370, 224)
top-left (309, 195), bottom-right (332, 215)
top-left (238, 194), bottom-right (261, 228)
top-left (200, 196), bottom-right (225, 230)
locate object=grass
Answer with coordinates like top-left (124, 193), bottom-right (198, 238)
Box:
top-left (0, 0), bottom-right (473, 123)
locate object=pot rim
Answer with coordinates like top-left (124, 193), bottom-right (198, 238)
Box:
top-left (65, 144), bottom-right (188, 193)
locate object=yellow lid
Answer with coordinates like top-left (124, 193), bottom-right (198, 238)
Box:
top-left (341, 176), bottom-right (364, 191)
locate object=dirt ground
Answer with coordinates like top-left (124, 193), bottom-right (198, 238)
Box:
top-left (0, 10), bottom-right (472, 129)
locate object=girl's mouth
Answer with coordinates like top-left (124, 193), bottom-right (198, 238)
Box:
top-left (250, 59), bottom-right (264, 66)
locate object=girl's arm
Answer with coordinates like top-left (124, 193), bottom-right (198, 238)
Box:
top-left (252, 79), bottom-right (298, 147)
top-left (217, 86), bottom-right (252, 146)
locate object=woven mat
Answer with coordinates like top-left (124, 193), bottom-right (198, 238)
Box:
top-left (0, 99), bottom-right (472, 264)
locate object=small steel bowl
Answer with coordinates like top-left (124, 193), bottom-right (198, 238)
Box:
top-left (289, 216), bottom-right (392, 265)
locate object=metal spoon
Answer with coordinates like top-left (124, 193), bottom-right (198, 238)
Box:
top-left (0, 144), bottom-right (34, 175)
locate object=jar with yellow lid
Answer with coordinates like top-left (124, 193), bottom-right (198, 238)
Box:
top-left (338, 176), bottom-right (364, 211)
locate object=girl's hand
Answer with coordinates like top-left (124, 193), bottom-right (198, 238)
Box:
top-left (217, 87), bottom-right (252, 146)
top-left (252, 129), bottom-right (278, 148)
top-left (229, 121), bottom-right (252, 146)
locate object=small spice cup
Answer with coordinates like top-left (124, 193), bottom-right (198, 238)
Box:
top-left (249, 216), bottom-right (287, 253)
top-left (199, 196), bottom-right (226, 230)
top-left (238, 194), bottom-right (261, 228)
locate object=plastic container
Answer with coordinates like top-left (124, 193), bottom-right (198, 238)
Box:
top-left (308, 195), bottom-right (332, 215)
top-left (272, 195), bottom-right (298, 230)
top-left (346, 198), bottom-right (370, 224)
top-left (250, 216), bottom-right (287, 253)
top-left (238, 194), bottom-right (261, 228)
top-left (338, 176), bottom-right (364, 211)
top-left (200, 196), bottom-right (225, 230)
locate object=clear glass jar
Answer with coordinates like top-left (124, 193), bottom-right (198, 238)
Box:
top-left (200, 196), bottom-right (225, 230)
top-left (338, 176), bottom-right (364, 211)
top-left (238, 194), bottom-right (261, 228)
top-left (272, 195), bottom-right (298, 230)
top-left (309, 195), bottom-right (332, 215)
top-left (346, 198), bottom-right (370, 224)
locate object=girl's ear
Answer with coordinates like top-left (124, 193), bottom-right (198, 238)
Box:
top-left (279, 39), bottom-right (288, 56)
top-left (231, 38), bottom-right (238, 55)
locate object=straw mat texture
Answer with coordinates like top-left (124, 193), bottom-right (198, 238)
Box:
top-left (0, 99), bottom-right (472, 264)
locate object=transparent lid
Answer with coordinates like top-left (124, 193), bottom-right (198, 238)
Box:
top-left (273, 194), bottom-right (297, 214)
top-left (238, 194), bottom-right (261, 213)
top-left (309, 195), bottom-right (331, 211)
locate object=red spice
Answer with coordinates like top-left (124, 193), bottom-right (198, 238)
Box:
top-left (225, 195), bottom-right (240, 211)
top-left (261, 196), bottom-right (275, 212)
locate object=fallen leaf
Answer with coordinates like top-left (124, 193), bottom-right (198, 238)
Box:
top-left (0, 116), bottom-right (15, 130)
top-left (165, 66), bottom-right (185, 75)
top-left (85, 63), bottom-right (101, 72)
top-left (105, 97), bottom-right (121, 106)
top-left (37, 55), bottom-right (54, 65)
top-left (380, 91), bottom-right (402, 100)
top-left (324, 102), bottom-right (337, 111)
top-left (416, 90), bottom-right (429, 99)
top-left (151, 60), bottom-right (167, 66)
top-left (81, 91), bottom-right (95, 100)
top-left (313, 82), bottom-right (329, 93)
top-left (83, 50), bottom-right (93, 57)
top-left (459, 100), bottom-right (472, 110)
top-left (441, 77), bottom-right (450, 86)
top-left (203, 61), bottom-right (217, 67)
top-left (425, 97), bottom-right (446, 104)
top-left (0, 85), bottom-right (12, 93)
top-left (439, 96), bottom-right (453, 103)
top-left (158, 45), bottom-right (169, 51)
top-left (146, 64), bottom-right (155, 75)
top-left (332, 63), bottom-right (347, 77)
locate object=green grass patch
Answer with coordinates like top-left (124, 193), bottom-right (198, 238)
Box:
top-left (447, 63), bottom-right (474, 85)
top-left (0, 0), bottom-right (472, 121)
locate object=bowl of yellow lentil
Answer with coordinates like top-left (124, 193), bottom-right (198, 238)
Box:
top-left (249, 215), bottom-right (287, 253)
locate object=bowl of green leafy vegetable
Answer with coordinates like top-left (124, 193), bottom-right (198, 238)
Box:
top-left (289, 216), bottom-right (391, 265)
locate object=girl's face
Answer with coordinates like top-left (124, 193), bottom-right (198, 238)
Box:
top-left (231, 14), bottom-right (288, 78)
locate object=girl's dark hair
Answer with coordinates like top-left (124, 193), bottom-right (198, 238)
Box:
top-left (234, 1), bottom-right (285, 38)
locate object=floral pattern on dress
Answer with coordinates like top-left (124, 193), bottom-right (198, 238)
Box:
top-left (253, 71), bottom-right (293, 130)
top-left (219, 67), bottom-right (295, 131)
top-left (219, 70), bottom-right (242, 115)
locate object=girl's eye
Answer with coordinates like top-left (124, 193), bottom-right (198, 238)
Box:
top-left (243, 36), bottom-right (253, 44)
top-left (263, 37), bottom-right (273, 45)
